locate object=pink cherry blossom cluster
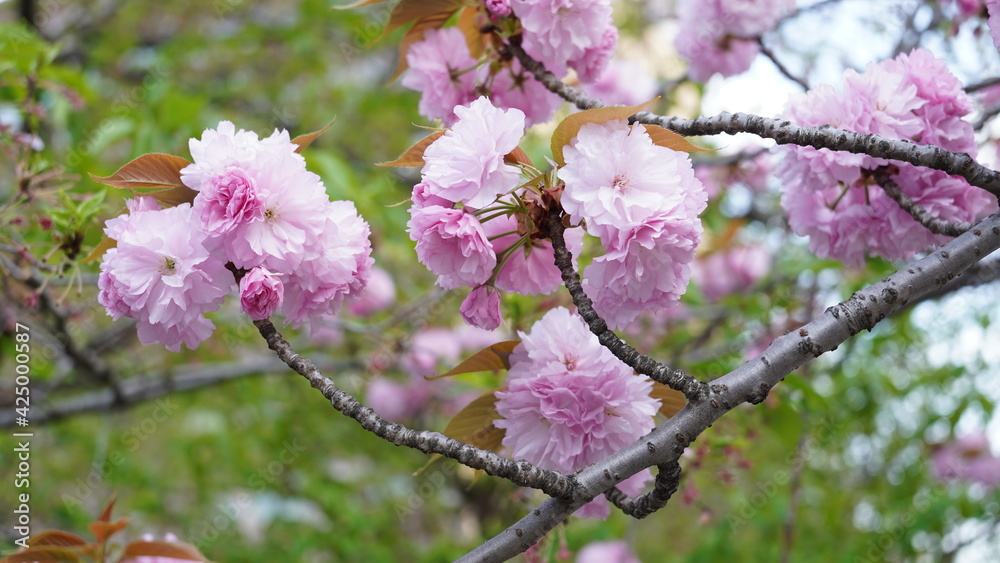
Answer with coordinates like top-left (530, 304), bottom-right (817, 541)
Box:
top-left (401, 0), bottom-right (618, 126)
top-left (494, 307), bottom-right (660, 519)
top-left (776, 48), bottom-right (997, 266)
top-left (408, 97), bottom-right (706, 331)
top-left (407, 97), bottom-right (583, 331)
top-left (98, 121), bottom-right (373, 351)
top-left (559, 119), bottom-right (708, 329)
top-left (674, 0), bottom-right (795, 82)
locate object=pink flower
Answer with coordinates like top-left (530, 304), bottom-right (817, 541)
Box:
top-left (483, 213), bottom-right (584, 296)
top-left (691, 245), bottom-right (770, 301)
top-left (485, 0), bottom-right (512, 17)
top-left (989, 0), bottom-right (1000, 49)
top-left (494, 308), bottom-right (659, 518)
top-left (279, 200), bottom-right (374, 327)
top-left (460, 286), bottom-right (503, 330)
top-left (421, 97), bottom-right (525, 208)
top-left (401, 27), bottom-right (478, 126)
top-left (511, 0), bottom-right (614, 78)
top-left (776, 48), bottom-right (993, 266)
top-left (407, 205), bottom-right (497, 289)
top-left (558, 119), bottom-right (705, 240)
top-left (401, 328), bottom-right (463, 378)
top-left (98, 203), bottom-right (233, 352)
top-left (932, 432), bottom-right (1000, 488)
top-left (583, 213), bottom-right (702, 329)
top-left (239, 267), bottom-right (283, 320)
top-left (411, 181), bottom-right (452, 209)
top-left (575, 540), bottom-right (641, 563)
top-left (581, 59), bottom-right (658, 107)
top-left (365, 376), bottom-right (432, 422)
top-left (569, 25), bottom-right (618, 84)
top-left (347, 266), bottom-right (396, 316)
top-left (192, 166), bottom-right (264, 234)
top-left (487, 61), bottom-right (564, 127)
top-left (674, 0), bottom-right (794, 82)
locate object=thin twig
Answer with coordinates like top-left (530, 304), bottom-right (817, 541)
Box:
top-left (508, 42), bottom-right (1000, 199)
top-left (756, 37), bottom-right (808, 91)
top-left (542, 209), bottom-right (709, 402)
top-left (869, 167), bottom-right (972, 237)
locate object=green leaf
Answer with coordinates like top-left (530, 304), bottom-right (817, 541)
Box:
top-left (291, 118), bottom-right (336, 153)
top-left (550, 99), bottom-right (657, 166)
top-left (426, 340), bottom-right (519, 380)
top-left (377, 130), bottom-right (445, 167)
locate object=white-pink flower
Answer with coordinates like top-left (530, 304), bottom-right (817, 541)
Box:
top-left (407, 205), bottom-right (497, 289)
top-left (421, 97), bottom-right (525, 208)
top-left (98, 203), bottom-right (233, 352)
top-left (487, 61), bottom-right (564, 127)
top-left (494, 307), bottom-right (659, 518)
top-left (401, 27), bottom-right (478, 126)
top-left (575, 540), bottom-right (641, 563)
top-left (691, 245), bottom-right (770, 302)
top-left (192, 166), bottom-right (264, 234)
top-left (583, 213), bottom-right (702, 329)
top-left (239, 267), bottom-right (283, 320)
top-left (482, 212), bottom-right (584, 296)
top-left (460, 286), bottom-right (503, 330)
top-left (558, 119), bottom-right (705, 240)
top-left (511, 0), bottom-right (614, 78)
top-left (347, 266), bottom-right (396, 316)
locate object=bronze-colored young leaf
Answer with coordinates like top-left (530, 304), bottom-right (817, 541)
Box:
top-left (550, 99), bottom-right (658, 166)
top-left (88, 518), bottom-right (128, 545)
top-left (28, 530), bottom-right (89, 548)
top-left (291, 118), bottom-right (336, 153)
top-left (1, 546), bottom-right (83, 563)
top-left (504, 146), bottom-right (532, 167)
top-left (650, 382), bottom-right (687, 418)
top-left (333, 0), bottom-right (388, 9)
top-left (383, 0), bottom-right (465, 37)
top-left (442, 388), bottom-right (506, 453)
top-left (427, 340), bottom-right (520, 380)
top-left (387, 12), bottom-right (454, 84)
top-left (456, 6), bottom-right (485, 60)
top-left (89, 153), bottom-right (191, 191)
top-left (642, 124), bottom-right (711, 153)
top-left (377, 130), bottom-right (445, 167)
top-left (119, 540), bottom-right (207, 562)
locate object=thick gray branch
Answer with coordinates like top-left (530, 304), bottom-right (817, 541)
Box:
top-left (870, 167), bottom-right (971, 237)
top-left (253, 319), bottom-right (579, 499)
top-left (460, 213), bottom-right (1000, 562)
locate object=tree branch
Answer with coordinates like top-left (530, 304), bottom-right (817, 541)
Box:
top-left (252, 319), bottom-right (579, 499)
top-left (460, 212), bottom-right (1000, 562)
top-left (542, 210), bottom-right (709, 402)
top-left (603, 461), bottom-right (681, 519)
top-left (869, 167), bottom-right (972, 237)
top-left (508, 42), bottom-right (1000, 199)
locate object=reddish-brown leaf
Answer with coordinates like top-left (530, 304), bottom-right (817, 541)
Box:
top-left (81, 235), bottom-right (117, 264)
top-left (504, 146), bottom-right (532, 167)
top-left (442, 388), bottom-right (506, 453)
top-left (388, 13), bottom-right (453, 84)
top-left (1, 546), bottom-right (82, 562)
top-left (377, 130), bottom-right (445, 167)
top-left (384, 0), bottom-right (465, 37)
top-left (89, 153), bottom-right (191, 191)
top-left (291, 118), bottom-right (336, 153)
top-left (427, 340), bottom-right (519, 380)
top-left (28, 531), bottom-right (89, 548)
top-left (333, 0), bottom-right (387, 8)
top-left (119, 540), bottom-right (207, 562)
top-left (88, 518), bottom-right (128, 545)
top-left (456, 6), bottom-right (486, 60)
top-left (642, 124), bottom-right (711, 153)
top-left (650, 382), bottom-right (687, 419)
top-left (550, 99), bottom-right (658, 165)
